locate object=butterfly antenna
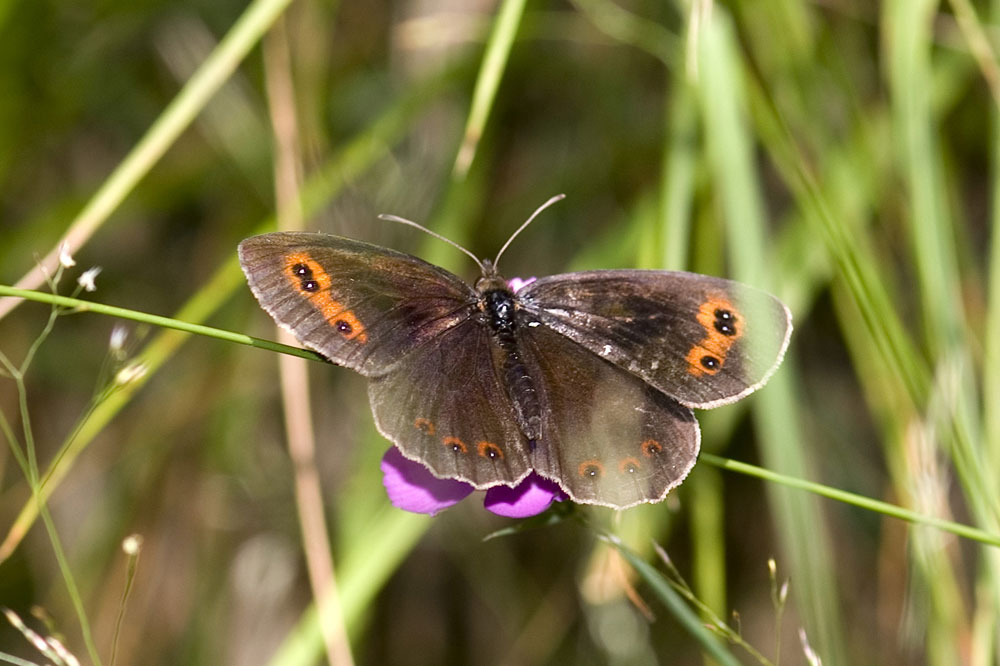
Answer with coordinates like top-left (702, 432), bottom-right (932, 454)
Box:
top-left (493, 194), bottom-right (566, 269)
top-left (378, 213), bottom-right (485, 272)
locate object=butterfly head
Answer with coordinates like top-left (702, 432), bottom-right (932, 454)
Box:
top-left (474, 260), bottom-right (511, 296)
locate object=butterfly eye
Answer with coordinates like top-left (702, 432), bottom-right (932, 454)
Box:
top-left (302, 280), bottom-right (320, 292)
top-left (292, 263), bottom-right (311, 277)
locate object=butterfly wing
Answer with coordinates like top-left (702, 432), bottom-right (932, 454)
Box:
top-left (367, 316), bottom-right (533, 488)
top-left (519, 270), bottom-right (791, 408)
top-left (240, 231), bottom-right (532, 488)
top-left (238, 232), bottom-right (476, 376)
top-left (519, 324), bottom-right (699, 508)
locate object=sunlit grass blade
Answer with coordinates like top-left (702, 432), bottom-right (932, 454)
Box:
top-left (570, 0), bottom-right (677, 66)
top-left (0, 0), bottom-right (295, 322)
top-left (658, 78), bottom-right (698, 273)
top-left (947, 0), bottom-right (1000, 106)
top-left (887, 2), bottom-right (1000, 661)
top-left (696, 8), bottom-right (847, 664)
top-left (264, 18), bottom-right (354, 665)
top-left (452, 0), bottom-right (528, 179)
top-left (983, 4), bottom-right (1000, 657)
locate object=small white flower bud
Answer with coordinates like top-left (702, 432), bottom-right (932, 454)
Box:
top-left (122, 533), bottom-right (143, 555)
top-left (58, 242), bottom-right (76, 268)
top-left (77, 266), bottom-right (102, 292)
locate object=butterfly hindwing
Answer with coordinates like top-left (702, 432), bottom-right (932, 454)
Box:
top-left (519, 270), bottom-right (792, 408)
top-left (238, 232), bottom-right (476, 376)
top-left (367, 316), bottom-right (533, 488)
top-left (519, 324), bottom-right (699, 508)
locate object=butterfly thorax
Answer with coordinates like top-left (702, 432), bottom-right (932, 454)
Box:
top-left (475, 264), bottom-right (542, 442)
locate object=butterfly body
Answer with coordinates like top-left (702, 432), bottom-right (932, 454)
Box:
top-left (473, 267), bottom-right (543, 441)
top-left (239, 231), bottom-right (792, 509)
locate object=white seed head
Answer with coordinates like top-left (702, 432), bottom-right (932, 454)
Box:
top-left (122, 533), bottom-right (143, 555)
top-left (58, 242), bottom-right (76, 268)
top-left (109, 324), bottom-right (128, 353)
top-left (77, 266), bottom-right (102, 292)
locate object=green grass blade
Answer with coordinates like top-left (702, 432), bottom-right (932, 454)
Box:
top-left (658, 78), bottom-right (698, 272)
top-left (696, 9), bottom-right (847, 663)
top-left (701, 453), bottom-right (1000, 548)
top-left (452, 0), bottom-right (528, 179)
top-left (0, 0), bottom-right (294, 321)
top-left (607, 536), bottom-right (744, 666)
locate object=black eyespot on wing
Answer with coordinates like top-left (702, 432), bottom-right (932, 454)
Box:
top-left (714, 309), bottom-right (737, 336)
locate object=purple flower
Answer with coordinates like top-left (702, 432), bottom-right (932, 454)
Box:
top-left (381, 447), bottom-right (563, 517)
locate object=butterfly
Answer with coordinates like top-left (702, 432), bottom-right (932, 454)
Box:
top-left (238, 202), bottom-right (791, 510)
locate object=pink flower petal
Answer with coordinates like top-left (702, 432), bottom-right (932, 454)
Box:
top-left (508, 276), bottom-right (536, 292)
top-left (381, 447), bottom-right (473, 515)
top-left (483, 473), bottom-right (562, 518)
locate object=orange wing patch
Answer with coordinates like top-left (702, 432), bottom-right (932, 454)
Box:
top-left (618, 457), bottom-right (641, 475)
top-left (284, 252), bottom-right (368, 343)
top-left (477, 441), bottom-right (504, 460)
top-left (685, 292), bottom-right (743, 377)
top-left (442, 436), bottom-right (468, 454)
top-left (578, 460), bottom-right (605, 479)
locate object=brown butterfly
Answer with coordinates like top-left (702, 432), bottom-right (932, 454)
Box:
top-left (239, 202), bottom-right (791, 510)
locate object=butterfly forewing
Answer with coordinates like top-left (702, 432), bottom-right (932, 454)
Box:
top-left (519, 324), bottom-right (699, 508)
top-left (368, 317), bottom-right (533, 488)
top-left (239, 233), bottom-right (477, 376)
top-left (519, 271), bottom-right (792, 408)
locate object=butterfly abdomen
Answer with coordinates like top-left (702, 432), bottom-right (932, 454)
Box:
top-left (482, 288), bottom-right (542, 441)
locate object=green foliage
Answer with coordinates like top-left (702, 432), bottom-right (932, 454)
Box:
top-left (2, 1), bottom-right (1000, 664)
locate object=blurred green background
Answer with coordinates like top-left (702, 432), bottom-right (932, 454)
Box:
top-left (2, 0), bottom-right (1000, 664)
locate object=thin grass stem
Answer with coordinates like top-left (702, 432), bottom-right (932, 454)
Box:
top-left (701, 453), bottom-right (1000, 548)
